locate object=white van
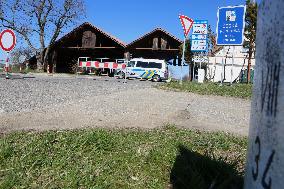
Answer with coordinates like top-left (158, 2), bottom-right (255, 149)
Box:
top-left (126, 58), bottom-right (168, 82)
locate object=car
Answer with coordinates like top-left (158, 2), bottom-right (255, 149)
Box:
top-left (126, 58), bottom-right (168, 82)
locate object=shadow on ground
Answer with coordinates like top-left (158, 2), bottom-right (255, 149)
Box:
top-left (170, 145), bottom-right (243, 189)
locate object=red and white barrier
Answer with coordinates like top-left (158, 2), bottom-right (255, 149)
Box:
top-left (79, 61), bottom-right (126, 70)
top-left (5, 57), bottom-right (9, 72)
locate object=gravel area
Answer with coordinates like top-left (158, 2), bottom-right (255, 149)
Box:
top-left (0, 74), bottom-right (251, 136)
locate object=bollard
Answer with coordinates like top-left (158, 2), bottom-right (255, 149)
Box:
top-left (244, 0), bottom-right (284, 188)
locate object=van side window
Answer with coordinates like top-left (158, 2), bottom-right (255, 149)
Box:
top-left (127, 61), bottom-right (136, 67)
top-left (79, 58), bottom-right (87, 62)
top-left (148, 62), bottom-right (162, 69)
top-left (136, 61), bottom-right (149, 68)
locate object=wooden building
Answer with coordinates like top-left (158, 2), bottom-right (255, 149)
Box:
top-left (40, 23), bottom-right (183, 73)
top-left (48, 22), bottom-right (126, 73)
top-left (126, 28), bottom-right (183, 61)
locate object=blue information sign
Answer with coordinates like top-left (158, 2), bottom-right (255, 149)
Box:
top-left (191, 20), bottom-right (208, 52)
top-left (216, 5), bottom-right (246, 46)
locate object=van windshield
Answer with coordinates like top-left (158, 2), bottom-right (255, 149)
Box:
top-left (136, 61), bottom-right (149, 68)
top-left (148, 62), bottom-right (162, 69)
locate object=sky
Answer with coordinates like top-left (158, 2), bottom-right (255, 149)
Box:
top-left (0, 0), bottom-right (257, 61)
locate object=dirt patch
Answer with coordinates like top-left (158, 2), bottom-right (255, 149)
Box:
top-left (0, 76), bottom-right (251, 136)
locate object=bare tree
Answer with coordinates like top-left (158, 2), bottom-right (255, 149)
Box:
top-left (0, 0), bottom-right (85, 71)
top-left (243, 0), bottom-right (257, 83)
top-left (179, 39), bottom-right (194, 81)
top-left (10, 47), bottom-right (33, 64)
top-left (207, 25), bottom-right (223, 56)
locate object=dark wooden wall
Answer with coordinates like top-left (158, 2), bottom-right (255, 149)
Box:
top-left (126, 30), bottom-right (182, 61)
top-left (48, 24), bottom-right (125, 73)
top-left (44, 24), bottom-right (182, 73)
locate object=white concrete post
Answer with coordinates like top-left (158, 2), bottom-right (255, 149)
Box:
top-left (244, 0), bottom-right (284, 189)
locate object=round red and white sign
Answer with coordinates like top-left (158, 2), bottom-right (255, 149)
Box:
top-left (0, 29), bottom-right (16, 52)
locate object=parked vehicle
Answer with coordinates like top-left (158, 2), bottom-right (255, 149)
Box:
top-left (126, 58), bottom-right (168, 82)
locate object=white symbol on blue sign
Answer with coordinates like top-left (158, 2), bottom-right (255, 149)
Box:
top-left (216, 5), bottom-right (246, 45)
top-left (226, 11), bottom-right (236, 21)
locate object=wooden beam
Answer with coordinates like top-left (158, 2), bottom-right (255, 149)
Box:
top-left (164, 49), bottom-right (179, 51)
top-left (94, 47), bottom-right (117, 49)
top-left (62, 47), bottom-right (118, 49)
top-left (135, 48), bottom-right (179, 51)
top-left (135, 48), bottom-right (153, 50)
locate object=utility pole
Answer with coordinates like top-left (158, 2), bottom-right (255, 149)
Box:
top-left (244, 0), bottom-right (284, 188)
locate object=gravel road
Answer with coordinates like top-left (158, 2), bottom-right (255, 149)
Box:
top-left (0, 74), bottom-right (251, 136)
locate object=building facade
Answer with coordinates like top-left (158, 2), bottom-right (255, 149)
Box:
top-left (206, 46), bottom-right (255, 83)
top-left (45, 23), bottom-right (182, 73)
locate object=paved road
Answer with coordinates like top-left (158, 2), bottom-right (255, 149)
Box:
top-left (0, 74), bottom-right (251, 136)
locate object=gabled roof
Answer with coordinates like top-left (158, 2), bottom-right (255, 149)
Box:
top-left (126, 28), bottom-right (183, 47)
top-left (54, 22), bottom-right (126, 47)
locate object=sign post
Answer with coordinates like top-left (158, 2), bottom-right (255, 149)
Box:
top-left (216, 5), bottom-right (246, 85)
top-left (181, 37), bottom-right (186, 82)
top-left (0, 29), bottom-right (16, 79)
top-left (231, 46), bottom-right (235, 85)
top-left (191, 20), bottom-right (208, 82)
top-left (179, 15), bottom-right (194, 83)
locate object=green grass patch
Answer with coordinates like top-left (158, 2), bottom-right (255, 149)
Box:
top-left (159, 81), bottom-right (252, 99)
top-left (0, 126), bottom-right (247, 189)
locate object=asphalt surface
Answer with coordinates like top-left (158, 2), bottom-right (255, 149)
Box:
top-left (0, 73), bottom-right (251, 136)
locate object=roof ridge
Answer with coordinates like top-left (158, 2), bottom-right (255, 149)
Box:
top-left (126, 27), bottom-right (183, 47)
top-left (53, 22), bottom-right (126, 47)
top-left (85, 22), bottom-right (126, 47)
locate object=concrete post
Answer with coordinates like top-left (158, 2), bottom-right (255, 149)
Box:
top-left (244, 0), bottom-right (284, 188)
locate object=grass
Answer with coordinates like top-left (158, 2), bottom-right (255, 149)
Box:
top-left (10, 67), bottom-right (44, 74)
top-left (0, 126), bottom-right (248, 189)
top-left (159, 81), bottom-right (253, 99)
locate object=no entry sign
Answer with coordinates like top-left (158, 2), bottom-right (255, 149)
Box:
top-left (0, 29), bottom-right (16, 52)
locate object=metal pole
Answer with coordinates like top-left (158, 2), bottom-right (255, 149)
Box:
top-left (124, 60), bottom-right (127, 84)
top-left (220, 48), bottom-right (225, 86)
top-left (193, 54), bottom-right (196, 81)
top-left (180, 36), bottom-right (186, 83)
top-left (207, 51), bottom-right (210, 81)
top-left (5, 52), bottom-right (9, 79)
top-left (231, 46), bottom-right (235, 85)
top-left (199, 53), bottom-right (201, 69)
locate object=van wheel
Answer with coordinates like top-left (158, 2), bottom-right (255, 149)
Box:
top-left (152, 74), bottom-right (161, 82)
top-left (117, 71), bottom-right (125, 79)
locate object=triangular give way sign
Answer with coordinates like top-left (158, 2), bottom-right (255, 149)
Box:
top-left (179, 15), bottom-right (194, 37)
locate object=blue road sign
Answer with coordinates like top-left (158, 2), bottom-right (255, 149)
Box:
top-left (216, 5), bottom-right (246, 46)
top-left (191, 20), bottom-right (208, 52)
